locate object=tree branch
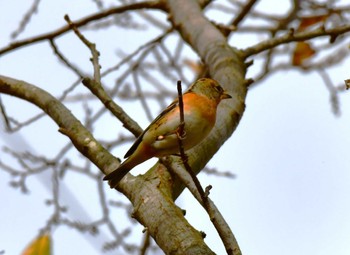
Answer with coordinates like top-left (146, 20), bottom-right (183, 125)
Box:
top-left (242, 24), bottom-right (350, 58)
top-left (118, 162), bottom-right (216, 254)
top-left (0, 75), bottom-right (119, 175)
top-left (0, 1), bottom-right (165, 56)
top-left (64, 14), bottom-right (102, 82)
top-left (230, 0), bottom-right (258, 28)
top-left (82, 77), bottom-right (143, 138)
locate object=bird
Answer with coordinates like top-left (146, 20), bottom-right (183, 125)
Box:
top-left (103, 78), bottom-right (231, 188)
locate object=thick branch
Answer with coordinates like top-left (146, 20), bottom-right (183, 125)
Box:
top-left (0, 75), bottom-right (119, 174)
top-left (121, 165), bottom-right (215, 255)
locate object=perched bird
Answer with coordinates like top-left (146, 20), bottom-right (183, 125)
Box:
top-left (104, 78), bottom-right (231, 188)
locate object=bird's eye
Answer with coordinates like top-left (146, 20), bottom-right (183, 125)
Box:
top-left (215, 85), bottom-right (223, 93)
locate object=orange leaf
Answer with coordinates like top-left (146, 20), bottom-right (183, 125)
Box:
top-left (21, 234), bottom-right (51, 255)
top-left (292, 41), bottom-right (316, 66)
top-left (298, 15), bottom-right (329, 31)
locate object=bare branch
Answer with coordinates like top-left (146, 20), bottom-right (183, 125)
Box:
top-left (165, 157), bottom-right (242, 255)
top-left (82, 77), bottom-right (143, 137)
top-left (0, 1), bottom-right (166, 56)
top-left (139, 232), bottom-right (151, 255)
top-left (132, 72), bottom-right (154, 122)
top-left (230, 0), bottom-right (258, 28)
top-left (242, 24), bottom-right (350, 58)
top-left (101, 29), bottom-right (172, 77)
top-left (0, 75), bottom-right (119, 175)
top-left (11, 0), bottom-right (41, 39)
top-left (318, 69), bottom-right (340, 115)
top-left (49, 39), bottom-right (85, 78)
top-left (64, 14), bottom-right (102, 81)
top-left (0, 96), bottom-right (11, 131)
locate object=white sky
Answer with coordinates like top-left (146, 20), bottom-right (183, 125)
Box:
top-left (0, 1), bottom-right (349, 255)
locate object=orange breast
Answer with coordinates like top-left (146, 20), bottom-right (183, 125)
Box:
top-left (182, 93), bottom-right (218, 123)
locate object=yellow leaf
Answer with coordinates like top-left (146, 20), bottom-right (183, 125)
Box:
top-left (292, 41), bottom-right (316, 66)
top-left (21, 234), bottom-right (51, 255)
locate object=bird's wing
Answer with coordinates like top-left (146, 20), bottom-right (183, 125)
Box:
top-left (123, 97), bottom-right (180, 158)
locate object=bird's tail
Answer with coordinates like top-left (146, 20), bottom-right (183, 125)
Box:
top-left (103, 143), bottom-right (154, 188)
top-left (103, 161), bottom-right (131, 188)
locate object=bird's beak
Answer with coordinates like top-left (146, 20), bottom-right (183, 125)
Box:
top-left (221, 91), bottom-right (232, 100)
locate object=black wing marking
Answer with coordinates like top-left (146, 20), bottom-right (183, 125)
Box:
top-left (124, 131), bottom-right (144, 158)
top-left (123, 96), bottom-right (181, 158)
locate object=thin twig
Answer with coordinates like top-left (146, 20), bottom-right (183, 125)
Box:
top-left (318, 69), bottom-right (340, 115)
top-left (49, 39), bottom-right (85, 78)
top-left (101, 29), bottom-right (173, 77)
top-left (0, 1), bottom-right (165, 56)
top-left (230, 0), bottom-right (257, 28)
top-left (82, 78), bottom-right (143, 137)
top-left (132, 72), bottom-right (154, 122)
top-left (64, 14), bottom-right (101, 81)
top-left (11, 0), bottom-right (41, 39)
top-left (139, 232), bottom-right (151, 255)
top-left (64, 14), bottom-right (144, 136)
top-left (0, 96), bottom-right (11, 131)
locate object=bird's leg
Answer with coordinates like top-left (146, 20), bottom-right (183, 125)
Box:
top-left (175, 126), bottom-right (186, 140)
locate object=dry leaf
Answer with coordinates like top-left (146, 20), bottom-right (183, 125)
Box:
top-left (298, 15), bottom-right (329, 31)
top-left (292, 41), bottom-right (316, 66)
top-left (345, 79), bottom-right (350, 90)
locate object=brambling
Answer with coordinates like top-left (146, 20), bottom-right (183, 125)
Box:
top-left (104, 78), bottom-right (231, 188)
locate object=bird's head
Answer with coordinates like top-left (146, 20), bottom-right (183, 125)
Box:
top-left (188, 78), bottom-right (232, 103)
